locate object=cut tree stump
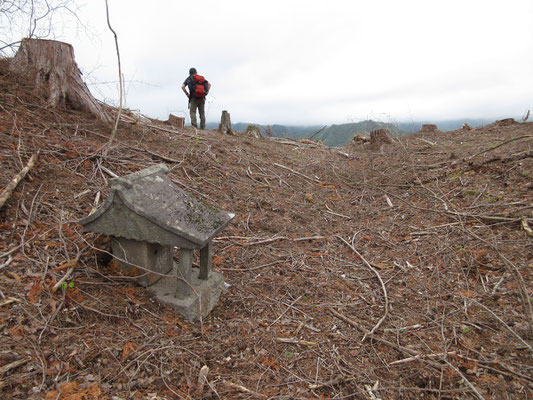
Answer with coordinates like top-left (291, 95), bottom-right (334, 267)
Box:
top-left (9, 38), bottom-right (111, 122)
top-left (219, 110), bottom-right (234, 135)
top-left (370, 129), bottom-right (393, 150)
top-left (0, 151), bottom-right (39, 211)
top-left (167, 114), bottom-right (185, 129)
top-left (245, 125), bottom-right (261, 138)
top-left (495, 118), bottom-right (515, 126)
top-left (419, 124), bottom-right (439, 133)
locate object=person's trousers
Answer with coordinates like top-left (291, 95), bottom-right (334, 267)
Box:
top-left (189, 97), bottom-right (206, 129)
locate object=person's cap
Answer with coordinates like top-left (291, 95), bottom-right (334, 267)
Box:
top-left (189, 67), bottom-right (197, 75)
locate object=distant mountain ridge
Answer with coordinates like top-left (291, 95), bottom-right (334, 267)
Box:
top-left (312, 120), bottom-right (408, 146)
top-left (206, 118), bottom-right (495, 146)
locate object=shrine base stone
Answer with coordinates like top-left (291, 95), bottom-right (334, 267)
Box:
top-left (148, 265), bottom-right (225, 322)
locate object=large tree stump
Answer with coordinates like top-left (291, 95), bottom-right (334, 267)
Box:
top-left (419, 124), bottom-right (439, 133)
top-left (167, 113), bottom-right (185, 129)
top-left (370, 128), bottom-right (392, 150)
top-left (218, 110), bottom-right (234, 135)
top-left (495, 118), bottom-right (515, 126)
top-left (245, 125), bottom-right (261, 138)
top-left (9, 38), bottom-right (111, 122)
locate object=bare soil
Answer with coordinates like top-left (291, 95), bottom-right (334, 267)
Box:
top-left (0, 61), bottom-right (532, 399)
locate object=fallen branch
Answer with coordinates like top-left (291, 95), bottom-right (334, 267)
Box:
top-left (239, 235), bottom-right (327, 247)
top-left (375, 187), bottom-right (523, 225)
top-left (308, 376), bottom-right (354, 390)
top-left (51, 249), bottom-right (88, 293)
top-left (417, 138), bottom-right (436, 146)
top-left (274, 162), bottom-right (321, 183)
top-left (219, 260), bottom-right (284, 272)
top-left (454, 353), bottom-right (533, 383)
top-left (146, 123), bottom-right (195, 138)
top-left (0, 357), bottom-right (31, 375)
top-left (445, 210), bottom-right (520, 223)
top-left (275, 140), bottom-right (302, 147)
top-left (365, 381), bottom-right (383, 400)
top-left (275, 337), bottom-right (317, 346)
top-left (328, 308), bottom-right (444, 370)
top-left (0, 151), bottom-right (39, 210)
top-left (464, 228), bottom-right (533, 343)
top-left (0, 243), bottom-right (24, 260)
top-left (384, 324), bottom-right (423, 333)
top-left (99, 165), bottom-right (118, 178)
top-left (325, 204), bottom-right (351, 219)
top-left (471, 299), bottom-right (533, 352)
top-left (195, 365), bottom-right (209, 399)
top-left (293, 235), bottom-right (327, 242)
top-left (336, 235), bottom-right (389, 338)
top-left (467, 135), bottom-right (533, 160)
top-left (0, 256), bottom-right (13, 270)
top-left (222, 380), bottom-right (267, 398)
top-left (0, 297), bottom-right (19, 307)
top-left (308, 125), bottom-right (327, 140)
top-left (244, 235), bottom-right (287, 246)
top-left (443, 359), bottom-right (486, 400)
top-left (51, 265), bottom-right (75, 293)
top-left (270, 296), bottom-right (302, 327)
top-left (85, 127), bottom-right (181, 163)
top-left (390, 351), bottom-right (456, 366)
top-left (521, 218), bottom-right (533, 237)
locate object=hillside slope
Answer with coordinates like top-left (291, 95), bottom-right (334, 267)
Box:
top-left (1, 62), bottom-right (533, 399)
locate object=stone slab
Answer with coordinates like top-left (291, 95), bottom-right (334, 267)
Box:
top-left (148, 265), bottom-right (225, 322)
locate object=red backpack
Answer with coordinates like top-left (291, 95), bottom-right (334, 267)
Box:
top-left (192, 74), bottom-right (207, 98)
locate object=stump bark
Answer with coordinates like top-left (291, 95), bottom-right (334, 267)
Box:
top-left (370, 129), bottom-right (392, 150)
top-left (167, 114), bottom-right (185, 129)
top-left (9, 38), bottom-right (111, 122)
top-left (219, 110), bottom-right (234, 135)
top-left (419, 124), bottom-right (439, 133)
top-left (245, 125), bottom-right (261, 138)
top-left (495, 118), bottom-right (515, 126)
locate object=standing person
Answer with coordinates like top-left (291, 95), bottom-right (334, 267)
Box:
top-left (181, 67), bottom-right (211, 130)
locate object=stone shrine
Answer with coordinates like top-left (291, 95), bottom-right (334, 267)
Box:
top-left (79, 164), bottom-right (234, 321)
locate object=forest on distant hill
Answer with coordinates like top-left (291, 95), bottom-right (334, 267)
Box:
top-left (206, 118), bottom-right (494, 146)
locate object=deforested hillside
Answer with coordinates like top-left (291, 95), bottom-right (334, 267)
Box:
top-left (1, 60), bottom-right (532, 399)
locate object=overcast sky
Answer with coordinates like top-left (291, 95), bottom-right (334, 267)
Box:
top-left (63, 0), bottom-right (533, 125)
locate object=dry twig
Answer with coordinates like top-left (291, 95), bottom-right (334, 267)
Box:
top-left (467, 135), bottom-right (533, 160)
top-left (104, 0), bottom-right (123, 147)
top-left (328, 307), bottom-right (443, 370)
top-left (222, 380), bottom-right (267, 398)
top-left (336, 235), bottom-right (389, 338)
top-left (0, 151), bottom-right (38, 210)
top-left (0, 357), bottom-right (31, 375)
